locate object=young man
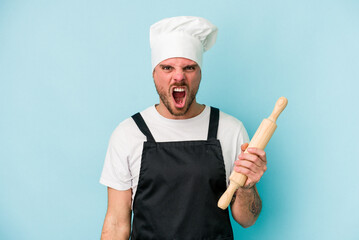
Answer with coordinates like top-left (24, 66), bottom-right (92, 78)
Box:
top-left (100, 16), bottom-right (267, 240)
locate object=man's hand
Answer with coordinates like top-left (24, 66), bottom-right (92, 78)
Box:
top-left (233, 143), bottom-right (267, 189)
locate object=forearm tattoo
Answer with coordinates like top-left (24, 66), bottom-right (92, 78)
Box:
top-left (250, 188), bottom-right (262, 218)
top-left (231, 187), bottom-right (262, 219)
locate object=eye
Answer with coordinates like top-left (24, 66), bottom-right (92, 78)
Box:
top-left (184, 65), bottom-right (196, 71)
top-left (160, 65), bottom-right (173, 71)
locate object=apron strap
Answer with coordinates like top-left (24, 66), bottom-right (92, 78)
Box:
top-left (132, 113), bottom-right (156, 142)
top-left (132, 107), bottom-right (219, 142)
top-left (207, 107), bottom-right (220, 140)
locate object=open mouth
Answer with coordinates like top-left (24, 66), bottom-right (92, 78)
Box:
top-left (172, 87), bottom-right (186, 108)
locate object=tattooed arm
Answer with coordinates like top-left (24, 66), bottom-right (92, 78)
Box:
top-left (230, 185), bottom-right (262, 228)
top-left (230, 143), bottom-right (266, 227)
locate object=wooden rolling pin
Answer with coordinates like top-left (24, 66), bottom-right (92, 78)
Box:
top-left (217, 97), bottom-right (288, 210)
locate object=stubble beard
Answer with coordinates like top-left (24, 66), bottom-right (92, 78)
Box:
top-left (155, 84), bottom-right (199, 117)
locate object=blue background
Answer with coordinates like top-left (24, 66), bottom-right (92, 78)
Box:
top-left (1, 0), bottom-right (358, 239)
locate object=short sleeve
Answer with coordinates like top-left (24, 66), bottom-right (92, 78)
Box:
top-left (235, 121), bottom-right (250, 162)
top-left (99, 128), bottom-right (132, 191)
top-left (217, 111), bottom-right (250, 183)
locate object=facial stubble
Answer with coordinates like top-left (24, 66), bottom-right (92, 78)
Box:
top-left (154, 82), bottom-right (200, 117)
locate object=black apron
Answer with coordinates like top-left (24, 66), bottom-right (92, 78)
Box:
top-left (131, 107), bottom-right (233, 240)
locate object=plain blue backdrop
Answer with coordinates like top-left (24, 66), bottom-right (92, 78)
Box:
top-left (1, 0), bottom-right (358, 239)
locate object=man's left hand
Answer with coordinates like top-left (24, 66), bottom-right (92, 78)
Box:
top-left (233, 143), bottom-right (267, 189)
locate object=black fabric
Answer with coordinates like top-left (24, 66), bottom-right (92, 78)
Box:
top-left (207, 107), bottom-right (220, 140)
top-left (131, 107), bottom-right (233, 240)
top-left (132, 112), bottom-right (155, 142)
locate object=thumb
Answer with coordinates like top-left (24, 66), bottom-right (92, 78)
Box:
top-left (241, 143), bottom-right (249, 153)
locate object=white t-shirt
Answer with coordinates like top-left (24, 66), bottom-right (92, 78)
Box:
top-left (100, 105), bottom-right (249, 203)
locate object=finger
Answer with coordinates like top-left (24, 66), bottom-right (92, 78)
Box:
top-left (238, 153), bottom-right (262, 168)
top-left (234, 165), bottom-right (256, 178)
top-left (234, 161), bottom-right (266, 182)
top-left (234, 158), bottom-right (265, 174)
top-left (241, 143), bottom-right (249, 153)
top-left (235, 159), bottom-right (260, 173)
top-left (234, 166), bottom-right (262, 186)
top-left (246, 148), bottom-right (267, 162)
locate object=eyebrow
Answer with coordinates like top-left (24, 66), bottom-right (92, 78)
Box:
top-left (158, 64), bottom-right (199, 70)
top-left (159, 64), bottom-right (172, 68)
top-left (184, 64), bottom-right (198, 68)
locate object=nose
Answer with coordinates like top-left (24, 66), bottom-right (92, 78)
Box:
top-left (173, 70), bottom-right (185, 82)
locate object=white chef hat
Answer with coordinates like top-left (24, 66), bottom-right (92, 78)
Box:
top-left (150, 16), bottom-right (218, 72)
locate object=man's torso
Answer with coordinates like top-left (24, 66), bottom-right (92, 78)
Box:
top-left (100, 105), bottom-right (249, 203)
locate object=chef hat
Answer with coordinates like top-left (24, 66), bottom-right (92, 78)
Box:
top-left (150, 16), bottom-right (218, 72)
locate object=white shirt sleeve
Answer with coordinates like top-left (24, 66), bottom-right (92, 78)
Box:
top-left (235, 120), bottom-right (250, 160)
top-left (218, 111), bottom-right (250, 182)
top-left (100, 125), bottom-right (132, 191)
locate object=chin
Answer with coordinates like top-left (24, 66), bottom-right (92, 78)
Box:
top-left (171, 109), bottom-right (187, 116)
top-left (169, 104), bottom-right (190, 117)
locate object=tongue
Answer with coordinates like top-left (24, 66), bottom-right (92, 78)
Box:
top-left (173, 91), bottom-right (185, 107)
top-left (173, 92), bottom-right (185, 98)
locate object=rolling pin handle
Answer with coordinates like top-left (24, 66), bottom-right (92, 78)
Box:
top-left (217, 181), bottom-right (239, 210)
top-left (268, 97), bottom-right (288, 122)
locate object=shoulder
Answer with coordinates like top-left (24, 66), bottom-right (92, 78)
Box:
top-left (217, 108), bottom-right (249, 143)
top-left (109, 107), bottom-right (154, 147)
top-left (110, 117), bottom-right (139, 143)
top-left (219, 110), bottom-right (246, 132)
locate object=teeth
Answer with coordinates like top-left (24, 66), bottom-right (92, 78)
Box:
top-left (173, 87), bottom-right (185, 92)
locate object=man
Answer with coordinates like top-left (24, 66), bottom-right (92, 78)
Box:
top-left (100, 16), bottom-right (267, 239)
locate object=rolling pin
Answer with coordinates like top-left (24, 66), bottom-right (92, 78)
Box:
top-left (217, 97), bottom-right (288, 210)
